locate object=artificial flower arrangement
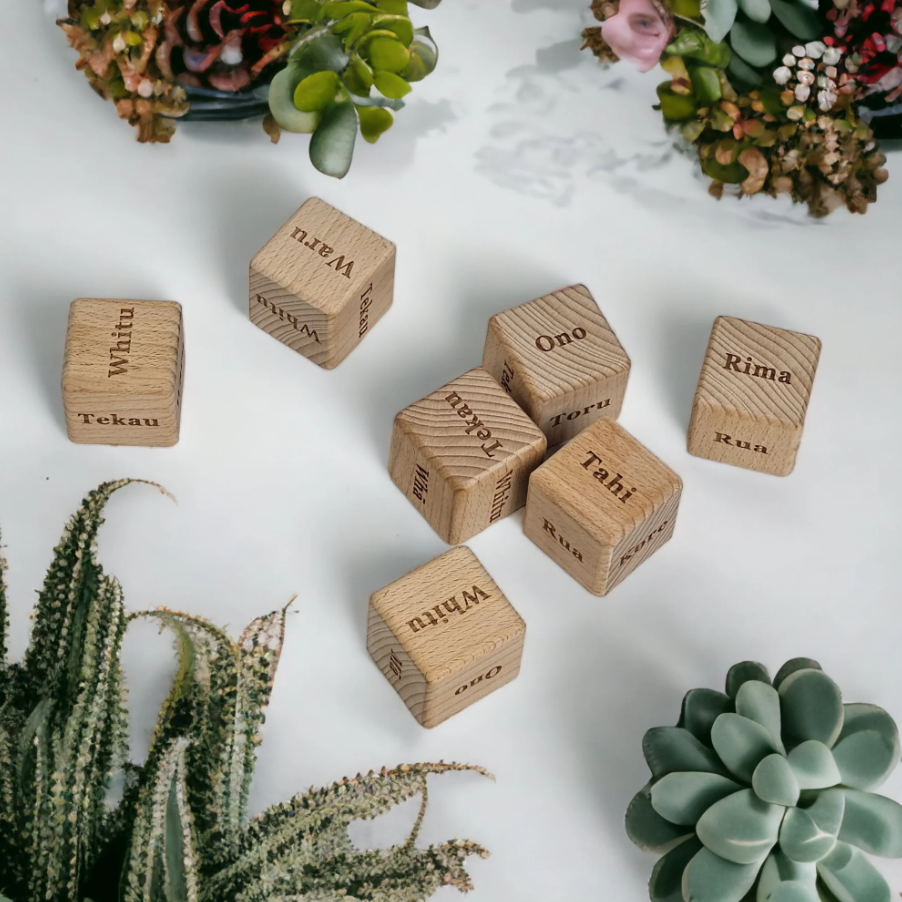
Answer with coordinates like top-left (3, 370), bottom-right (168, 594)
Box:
top-left (58, 0), bottom-right (441, 177)
top-left (582, 0), bottom-right (902, 215)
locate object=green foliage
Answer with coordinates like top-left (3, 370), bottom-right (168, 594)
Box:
top-left (0, 482), bottom-right (489, 902)
top-left (627, 659), bottom-right (902, 902)
top-left (269, 0), bottom-right (441, 177)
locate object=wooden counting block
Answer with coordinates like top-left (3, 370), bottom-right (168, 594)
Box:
top-left (61, 298), bottom-right (184, 447)
top-left (524, 417), bottom-right (682, 596)
top-left (482, 284), bottom-right (631, 446)
top-left (249, 197), bottom-right (395, 369)
top-left (390, 367), bottom-right (547, 544)
top-left (367, 546), bottom-right (526, 728)
top-left (687, 316), bottom-right (822, 476)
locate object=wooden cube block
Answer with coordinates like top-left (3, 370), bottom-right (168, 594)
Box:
top-left (390, 367), bottom-right (547, 544)
top-left (61, 298), bottom-right (184, 447)
top-left (249, 197), bottom-right (395, 369)
top-left (482, 284), bottom-right (631, 446)
top-left (687, 316), bottom-right (822, 476)
top-left (367, 546), bottom-right (526, 728)
top-left (524, 417), bottom-right (682, 596)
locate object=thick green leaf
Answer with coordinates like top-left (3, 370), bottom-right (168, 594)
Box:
top-left (409, 0), bottom-right (442, 7)
top-left (682, 846), bottom-right (760, 902)
top-left (726, 662), bottom-right (771, 700)
top-left (696, 789), bottom-right (783, 864)
top-left (373, 70), bottom-right (412, 98)
top-left (768, 0), bottom-right (820, 39)
top-left (310, 102), bottom-right (359, 178)
top-left (788, 741), bottom-right (841, 790)
top-left (690, 65), bottom-right (723, 103)
top-left (832, 705), bottom-right (901, 791)
top-left (817, 842), bottom-right (892, 902)
top-left (644, 727), bottom-right (724, 778)
top-left (712, 714), bottom-right (778, 783)
top-left (626, 787), bottom-right (693, 851)
top-left (702, 156), bottom-right (749, 183)
top-left (650, 837), bottom-right (703, 902)
top-left (666, 27), bottom-right (732, 66)
top-left (737, 0), bottom-right (771, 22)
top-left (736, 681), bottom-right (785, 754)
top-left (292, 29), bottom-right (350, 74)
top-left (294, 70), bottom-right (342, 111)
top-left (268, 67), bottom-right (322, 133)
top-left (779, 670), bottom-right (844, 749)
top-left (727, 53), bottom-right (763, 85)
top-left (373, 14), bottom-right (415, 45)
top-left (657, 84), bottom-right (699, 120)
top-left (367, 35), bottom-right (411, 71)
top-left (651, 772), bottom-right (742, 826)
top-left (358, 105), bottom-right (394, 142)
top-left (730, 20), bottom-right (777, 67)
top-left (774, 660), bottom-right (822, 692)
top-left (679, 688), bottom-right (731, 746)
top-left (780, 795), bottom-right (843, 863)
top-left (703, 0), bottom-right (739, 44)
top-left (838, 790), bottom-right (902, 858)
top-left (753, 754), bottom-right (800, 807)
top-left (758, 851), bottom-right (818, 901)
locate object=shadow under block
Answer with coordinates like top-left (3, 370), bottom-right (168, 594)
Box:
top-left (482, 284), bottom-right (631, 446)
top-left (390, 367), bottom-right (547, 545)
top-left (524, 417), bottom-right (682, 596)
top-left (61, 298), bottom-right (184, 447)
top-left (249, 196), bottom-right (395, 369)
top-left (687, 316), bottom-right (822, 476)
top-left (367, 546), bottom-right (526, 728)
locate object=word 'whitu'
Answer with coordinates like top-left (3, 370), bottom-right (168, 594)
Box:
top-left (255, 294), bottom-right (320, 343)
top-left (407, 585), bottom-right (490, 635)
top-left (108, 306), bottom-right (134, 378)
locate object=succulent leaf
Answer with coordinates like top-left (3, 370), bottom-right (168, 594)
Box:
top-left (736, 681), bottom-right (785, 754)
top-left (787, 742), bottom-right (841, 790)
top-left (651, 773), bottom-right (743, 826)
top-left (726, 662), bottom-right (771, 700)
top-left (712, 714), bottom-right (778, 783)
top-left (838, 790), bottom-right (902, 858)
top-left (649, 837), bottom-right (702, 902)
top-left (779, 671), bottom-right (844, 749)
top-left (767, 884), bottom-right (820, 902)
top-left (644, 727), bottom-right (725, 779)
top-left (737, 0), bottom-right (772, 23)
top-left (753, 754), bottom-right (800, 807)
top-left (680, 689), bottom-right (732, 747)
top-left (703, 0), bottom-right (740, 45)
top-left (779, 793), bottom-right (843, 862)
top-left (757, 850), bottom-right (817, 901)
top-left (816, 842), bottom-right (892, 902)
top-left (767, 0), bottom-right (820, 39)
top-left (309, 101), bottom-right (360, 177)
top-left (832, 705), bottom-right (901, 791)
top-left (627, 787), bottom-right (694, 851)
top-left (773, 660), bottom-right (822, 692)
top-left (696, 789), bottom-right (784, 864)
top-left (682, 846), bottom-right (760, 902)
top-left (729, 20), bottom-right (777, 66)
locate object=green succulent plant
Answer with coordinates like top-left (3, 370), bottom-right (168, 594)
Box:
top-left (0, 480), bottom-right (489, 902)
top-left (268, 0), bottom-right (440, 177)
top-left (627, 658), bottom-right (902, 902)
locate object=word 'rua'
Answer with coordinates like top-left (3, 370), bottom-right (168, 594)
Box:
top-left (542, 518), bottom-right (583, 561)
top-left (445, 392), bottom-right (504, 459)
top-left (108, 306), bottom-right (134, 378)
top-left (724, 353), bottom-right (792, 383)
top-left (407, 585), bottom-right (490, 634)
top-left (581, 451), bottom-right (637, 504)
top-left (715, 432), bottom-right (768, 454)
top-left (455, 665), bottom-right (503, 696)
top-left (290, 227), bottom-right (355, 278)
top-left (535, 327), bottom-right (587, 352)
top-left (78, 413), bottom-right (160, 427)
top-left (255, 295), bottom-right (320, 343)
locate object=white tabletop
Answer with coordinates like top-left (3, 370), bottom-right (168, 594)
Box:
top-left (3, 2), bottom-right (902, 899)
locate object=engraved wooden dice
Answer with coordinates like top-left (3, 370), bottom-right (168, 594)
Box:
top-left (688, 316), bottom-right (822, 476)
top-left (249, 197), bottom-right (395, 369)
top-left (62, 298), bottom-right (185, 447)
top-left (390, 367), bottom-right (547, 544)
top-left (368, 546), bottom-right (526, 728)
top-left (482, 284), bottom-right (631, 446)
top-left (524, 417), bottom-right (682, 596)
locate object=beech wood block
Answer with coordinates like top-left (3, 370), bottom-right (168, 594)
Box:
top-left (687, 316), bottom-right (822, 476)
top-left (390, 367), bottom-right (547, 544)
top-left (367, 546), bottom-right (526, 728)
top-left (524, 417), bottom-right (682, 596)
top-left (482, 284), bottom-right (631, 446)
top-left (249, 197), bottom-right (395, 369)
top-left (62, 298), bottom-right (184, 447)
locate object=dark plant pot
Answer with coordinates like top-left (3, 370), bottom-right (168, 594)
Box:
top-left (180, 84), bottom-right (270, 122)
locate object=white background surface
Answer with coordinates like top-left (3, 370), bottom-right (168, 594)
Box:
top-left (3, 1), bottom-right (902, 898)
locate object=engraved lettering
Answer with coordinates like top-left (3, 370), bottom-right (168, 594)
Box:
top-left (724, 352), bottom-right (793, 384)
top-left (489, 471), bottom-right (514, 523)
top-left (412, 464), bottom-right (429, 503)
top-left (388, 651), bottom-right (403, 680)
top-left (500, 362), bottom-right (514, 395)
top-left (539, 518), bottom-right (583, 561)
top-left (76, 412), bottom-right (162, 428)
top-left (327, 255), bottom-right (355, 278)
top-left (714, 432), bottom-right (767, 454)
top-left (619, 520), bottom-right (669, 567)
top-left (108, 306), bottom-right (135, 377)
top-left (535, 327), bottom-right (589, 352)
top-left (581, 451), bottom-right (636, 503)
top-left (406, 585), bottom-right (492, 635)
top-left (551, 398), bottom-right (611, 426)
top-left (289, 228), bottom-right (355, 277)
top-left (444, 392), bottom-right (506, 459)
top-left (255, 295), bottom-right (320, 343)
top-left (358, 282), bottom-right (373, 337)
top-left (455, 664), bottom-right (504, 695)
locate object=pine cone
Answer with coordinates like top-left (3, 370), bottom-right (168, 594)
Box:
top-left (627, 658), bottom-right (902, 902)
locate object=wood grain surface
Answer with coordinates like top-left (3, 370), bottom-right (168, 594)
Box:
top-left (687, 316), bottom-right (821, 476)
top-left (390, 367), bottom-right (547, 544)
top-left (249, 197), bottom-right (395, 369)
top-left (61, 298), bottom-right (184, 447)
top-left (524, 417), bottom-right (682, 596)
top-left (367, 545), bottom-right (526, 728)
top-left (482, 284), bottom-right (631, 445)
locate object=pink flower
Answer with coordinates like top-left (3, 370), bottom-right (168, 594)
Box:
top-left (601, 0), bottom-right (674, 72)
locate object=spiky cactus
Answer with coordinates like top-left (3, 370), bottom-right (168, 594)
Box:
top-left (0, 480), bottom-right (489, 902)
top-left (627, 658), bottom-right (902, 902)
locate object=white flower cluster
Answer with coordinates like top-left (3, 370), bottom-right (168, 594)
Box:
top-left (773, 41), bottom-right (844, 112)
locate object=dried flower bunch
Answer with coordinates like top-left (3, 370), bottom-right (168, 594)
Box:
top-left (58, 0), bottom-right (441, 177)
top-left (582, 0), bottom-right (902, 215)
top-left (0, 480), bottom-right (489, 902)
top-left (626, 658), bottom-right (902, 902)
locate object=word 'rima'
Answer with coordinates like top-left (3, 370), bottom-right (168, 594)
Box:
top-left (724, 353), bottom-right (792, 383)
top-left (290, 227), bottom-right (355, 278)
top-left (715, 432), bottom-right (768, 454)
top-left (489, 471), bottom-right (513, 524)
top-left (549, 399), bottom-right (610, 428)
top-left (255, 295), bottom-right (320, 343)
top-left (108, 306), bottom-right (134, 378)
top-left (358, 282), bottom-right (373, 338)
top-left (455, 665), bottom-right (503, 696)
top-left (445, 392), bottom-right (504, 458)
top-left (535, 327), bottom-right (587, 353)
top-left (619, 520), bottom-right (669, 568)
top-left (407, 585), bottom-right (490, 635)
top-left (412, 464), bottom-right (429, 504)
top-left (542, 518), bottom-right (583, 561)
top-left (78, 413), bottom-right (159, 427)
top-left (581, 451), bottom-right (637, 504)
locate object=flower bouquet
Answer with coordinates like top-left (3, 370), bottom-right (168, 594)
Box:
top-left (57, 0), bottom-right (441, 177)
top-left (582, 0), bottom-right (902, 215)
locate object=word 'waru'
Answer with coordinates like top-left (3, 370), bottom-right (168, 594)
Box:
top-left (290, 227), bottom-right (355, 278)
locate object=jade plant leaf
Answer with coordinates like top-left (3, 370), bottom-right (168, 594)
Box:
top-left (294, 70), bottom-right (341, 111)
top-left (651, 773), bottom-right (743, 825)
top-left (758, 850), bottom-right (817, 901)
top-left (773, 659), bottom-right (822, 692)
top-left (626, 787), bottom-right (694, 851)
top-left (650, 837), bottom-right (702, 902)
top-left (729, 20), bottom-right (777, 67)
top-left (817, 842), bottom-right (892, 902)
top-left (374, 70), bottom-right (412, 98)
top-left (736, 681), bottom-right (785, 753)
top-left (712, 714), bottom-right (778, 783)
top-left (779, 791), bottom-right (844, 863)
top-left (696, 789), bottom-right (783, 864)
top-left (727, 54), bottom-right (763, 85)
top-left (403, 27), bottom-right (439, 81)
top-left (832, 705), bottom-right (901, 791)
top-left (644, 727), bottom-right (725, 778)
top-left (680, 689), bottom-right (732, 746)
top-left (726, 662), bottom-right (771, 700)
top-left (768, 0), bottom-right (820, 39)
top-left (268, 68), bottom-right (322, 133)
top-left (737, 0), bottom-right (771, 22)
top-left (753, 754), bottom-right (800, 808)
top-left (703, 0), bottom-right (740, 45)
top-left (838, 790), bottom-right (902, 858)
top-left (787, 741), bottom-right (841, 790)
top-left (779, 670), bottom-right (844, 748)
top-left (309, 102), bottom-right (359, 178)
top-left (357, 105), bottom-right (394, 142)
top-left (682, 846), bottom-right (760, 902)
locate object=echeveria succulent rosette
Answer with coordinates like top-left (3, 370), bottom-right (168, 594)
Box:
top-left (626, 658), bottom-right (902, 902)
